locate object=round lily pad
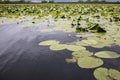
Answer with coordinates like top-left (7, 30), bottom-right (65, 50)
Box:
top-left (81, 39), bottom-right (98, 45)
top-left (95, 51), bottom-right (120, 59)
top-left (94, 67), bottom-right (112, 80)
top-left (72, 50), bottom-right (93, 58)
top-left (109, 69), bottom-right (120, 80)
top-left (77, 57), bottom-right (103, 68)
top-left (94, 67), bottom-right (120, 80)
top-left (49, 44), bottom-right (67, 51)
top-left (39, 40), bottom-right (59, 46)
top-left (66, 45), bottom-right (86, 51)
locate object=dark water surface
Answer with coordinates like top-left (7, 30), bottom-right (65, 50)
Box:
top-left (0, 23), bottom-right (119, 80)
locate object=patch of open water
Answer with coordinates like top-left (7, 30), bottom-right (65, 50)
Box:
top-left (0, 22), bottom-right (119, 80)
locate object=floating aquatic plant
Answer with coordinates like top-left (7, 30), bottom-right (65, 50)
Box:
top-left (109, 68), bottom-right (120, 80)
top-left (41, 29), bottom-right (54, 32)
top-left (39, 40), bottom-right (59, 46)
top-left (88, 23), bottom-right (106, 33)
top-left (2, 4), bottom-right (119, 80)
top-left (81, 39), bottom-right (98, 45)
top-left (49, 44), bottom-right (67, 51)
top-left (94, 67), bottom-right (120, 80)
top-left (94, 67), bottom-right (112, 80)
top-left (95, 51), bottom-right (120, 59)
top-left (72, 50), bottom-right (93, 58)
top-left (77, 57), bottom-right (103, 68)
top-left (65, 58), bottom-right (77, 63)
top-left (66, 45), bottom-right (86, 51)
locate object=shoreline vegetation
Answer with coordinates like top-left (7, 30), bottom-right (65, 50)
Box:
top-left (0, 3), bottom-right (120, 80)
top-left (0, 3), bottom-right (119, 33)
top-left (0, 1), bottom-right (120, 4)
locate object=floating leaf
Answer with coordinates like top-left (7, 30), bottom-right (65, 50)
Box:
top-left (72, 50), bottom-right (93, 58)
top-left (65, 57), bottom-right (76, 63)
top-left (66, 45), bottom-right (86, 51)
top-left (49, 44), bottom-right (67, 51)
top-left (41, 29), bottom-right (53, 32)
top-left (39, 40), bottom-right (59, 46)
top-left (94, 67), bottom-right (120, 80)
top-left (63, 28), bottom-right (75, 32)
top-left (94, 67), bottom-right (112, 80)
top-left (77, 57), bottom-right (103, 68)
top-left (109, 69), bottom-right (120, 80)
top-left (53, 26), bottom-right (75, 33)
top-left (81, 39), bottom-right (98, 45)
top-left (95, 51), bottom-right (120, 59)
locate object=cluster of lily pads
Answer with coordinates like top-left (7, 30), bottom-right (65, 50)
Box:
top-left (0, 4), bottom-right (120, 80)
top-left (0, 4), bottom-right (120, 20)
top-left (39, 40), bottom-right (120, 80)
top-left (0, 4), bottom-right (120, 35)
top-left (94, 67), bottom-right (120, 80)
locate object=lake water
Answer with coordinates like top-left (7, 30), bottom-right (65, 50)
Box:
top-left (0, 21), bottom-right (120, 80)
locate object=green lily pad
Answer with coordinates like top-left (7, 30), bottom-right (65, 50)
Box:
top-left (77, 57), bottom-right (103, 68)
top-left (39, 40), bottom-right (59, 46)
top-left (63, 28), bottom-right (76, 32)
top-left (72, 50), bottom-right (93, 58)
top-left (41, 29), bottom-right (53, 32)
top-left (49, 44), bottom-right (67, 51)
top-left (66, 45), bottom-right (86, 51)
top-left (94, 67), bottom-right (120, 80)
top-left (81, 39), bottom-right (98, 45)
top-left (53, 26), bottom-right (75, 33)
top-left (65, 57), bottom-right (76, 63)
top-left (20, 23), bottom-right (39, 28)
top-left (109, 69), bottom-right (120, 80)
top-left (95, 51), bottom-right (120, 59)
top-left (94, 67), bottom-right (112, 80)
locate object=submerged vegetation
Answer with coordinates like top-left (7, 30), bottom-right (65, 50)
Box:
top-left (0, 3), bottom-right (120, 80)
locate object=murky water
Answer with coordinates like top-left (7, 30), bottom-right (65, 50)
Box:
top-left (0, 22), bottom-right (119, 80)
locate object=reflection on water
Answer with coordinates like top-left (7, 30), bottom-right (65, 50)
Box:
top-left (0, 21), bottom-right (119, 80)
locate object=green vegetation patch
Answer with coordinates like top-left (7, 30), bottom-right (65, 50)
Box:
top-left (95, 51), bottom-right (120, 59)
top-left (39, 40), bottom-right (59, 46)
top-left (77, 57), bottom-right (103, 68)
top-left (72, 50), bottom-right (93, 58)
top-left (66, 45), bottom-right (86, 51)
top-left (94, 67), bottom-right (120, 80)
top-left (41, 29), bottom-right (54, 32)
top-left (49, 44), bottom-right (67, 51)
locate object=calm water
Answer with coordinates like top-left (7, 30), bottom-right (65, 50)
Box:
top-left (0, 22), bottom-right (119, 80)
